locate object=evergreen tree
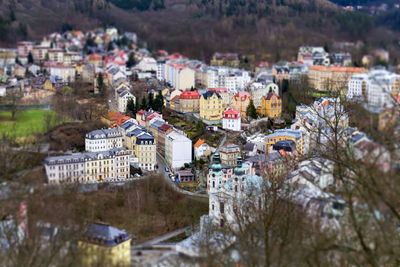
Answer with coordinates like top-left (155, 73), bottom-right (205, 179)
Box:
top-left (27, 52), bottom-right (33, 64)
top-left (246, 99), bottom-right (258, 120)
top-left (127, 98), bottom-right (136, 115)
top-left (140, 97), bottom-right (147, 110)
top-left (107, 41), bottom-right (114, 51)
top-left (148, 92), bottom-right (154, 110)
top-left (97, 73), bottom-right (105, 96)
top-left (153, 90), bottom-right (164, 112)
top-left (126, 52), bottom-right (136, 68)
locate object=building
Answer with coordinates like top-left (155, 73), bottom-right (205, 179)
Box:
top-left (222, 108), bottom-right (241, 131)
top-left (79, 223), bottom-right (131, 266)
top-left (133, 57), bottom-right (157, 72)
top-left (258, 92), bottom-right (282, 118)
top-left (219, 144), bottom-right (241, 166)
top-left (135, 132), bottom-right (156, 171)
top-left (207, 154), bottom-right (265, 229)
top-left (308, 66), bottom-right (366, 92)
top-left (117, 90), bottom-right (135, 113)
top-left (245, 152), bottom-right (285, 177)
top-left (157, 123), bottom-right (174, 157)
top-left (178, 90), bottom-right (200, 113)
top-left (208, 88), bottom-right (230, 108)
top-left (199, 91), bottom-right (223, 121)
top-left (265, 129), bottom-right (307, 155)
top-left (210, 52), bottom-right (239, 67)
top-left (194, 139), bottom-right (213, 160)
top-left (17, 41), bottom-right (34, 58)
top-left (165, 131), bottom-right (192, 169)
top-left (249, 81), bottom-right (279, 108)
top-left (85, 129), bottom-right (123, 152)
top-left (347, 69), bottom-right (400, 112)
top-left (44, 148), bottom-right (130, 184)
top-left (297, 46), bottom-right (330, 66)
top-left (176, 170), bottom-right (195, 183)
top-left (231, 91), bottom-right (251, 119)
top-left (166, 62), bottom-right (195, 90)
top-left (45, 62), bottom-right (76, 82)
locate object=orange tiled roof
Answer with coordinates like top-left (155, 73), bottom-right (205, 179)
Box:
top-left (194, 139), bottom-right (205, 148)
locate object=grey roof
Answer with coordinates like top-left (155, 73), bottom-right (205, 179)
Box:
top-left (86, 129), bottom-right (122, 140)
top-left (120, 121), bottom-right (135, 130)
top-left (243, 143), bottom-right (255, 152)
top-left (201, 91), bottom-right (221, 100)
top-left (84, 223), bottom-right (130, 247)
top-left (45, 148), bottom-right (128, 165)
top-left (245, 152), bottom-right (282, 164)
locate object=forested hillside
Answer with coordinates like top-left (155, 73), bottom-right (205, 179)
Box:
top-left (0, 0), bottom-right (398, 62)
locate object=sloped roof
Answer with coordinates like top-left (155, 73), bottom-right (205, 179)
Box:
top-left (194, 139), bottom-right (205, 148)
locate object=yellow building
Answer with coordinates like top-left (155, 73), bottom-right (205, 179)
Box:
top-left (125, 129), bottom-right (157, 171)
top-left (78, 223), bottom-right (131, 266)
top-left (210, 52), bottom-right (239, 67)
top-left (265, 129), bottom-right (306, 155)
top-left (231, 91), bottom-right (252, 119)
top-left (200, 91), bottom-right (224, 121)
top-left (258, 93), bottom-right (282, 118)
top-left (308, 66), bottom-right (366, 92)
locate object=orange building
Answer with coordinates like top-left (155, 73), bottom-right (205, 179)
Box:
top-left (231, 91), bottom-right (252, 119)
top-left (308, 66), bottom-right (366, 92)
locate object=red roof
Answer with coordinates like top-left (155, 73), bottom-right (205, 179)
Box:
top-left (89, 54), bottom-right (102, 61)
top-left (137, 110), bottom-right (146, 115)
top-left (180, 91), bottom-right (200, 99)
top-left (159, 124), bottom-right (172, 132)
top-left (208, 88), bottom-right (227, 93)
top-left (223, 108), bottom-right (241, 119)
top-left (234, 91), bottom-right (251, 101)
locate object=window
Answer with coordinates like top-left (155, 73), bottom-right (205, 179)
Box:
top-left (220, 202), bottom-right (224, 214)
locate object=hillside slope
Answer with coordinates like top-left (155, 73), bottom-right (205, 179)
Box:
top-left (0, 0), bottom-right (397, 62)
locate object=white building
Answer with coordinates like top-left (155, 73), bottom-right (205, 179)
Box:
top-left (222, 108), bottom-right (241, 131)
top-left (46, 63), bottom-right (76, 82)
top-left (347, 69), bottom-right (400, 112)
top-left (117, 90), bottom-right (135, 113)
top-left (85, 129), bottom-right (123, 152)
top-left (249, 81), bottom-right (279, 107)
top-left (44, 148), bottom-right (130, 184)
top-left (133, 57), bottom-right (157, 72)
top-left (156, 59), bottom-right (166, 81)
top-left (206, 67), bottom-right (250, 91)
top-left (207, 153), bottom-right (266, 229)
top-left (165, 131), bottom-right (192, 169)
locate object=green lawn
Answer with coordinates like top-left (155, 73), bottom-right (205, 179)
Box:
top-left (0, 109), bottom-right (70, 138)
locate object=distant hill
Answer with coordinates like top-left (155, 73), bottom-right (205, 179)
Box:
top-left (0, 0), bottom-right (398, 63)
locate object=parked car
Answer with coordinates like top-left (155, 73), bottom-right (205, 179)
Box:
top-left (165, 166), bottom-right (169, 172)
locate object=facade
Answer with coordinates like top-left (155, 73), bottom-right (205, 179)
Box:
top-left (210, 52), bottom-right (239, 67)
top-left (231, 91), bottom-right (251, 119)
top-left (125, 128), bottom-right (156, 171)
top-left (194, 139), bottom-right (213, 160)
top-left (79, 223), bottom-right (131, 266)
top-left (117, 90), bottom-right (135, 113)
top-left (207, 154), bottom-right (265, 229)
top-left (44, 148), bottom-right (130, 184)
top-left (176, 170), bottom-right (195, 183)
top-left (308, 66), bottom-right (366, 92)
top-left (165, 131), bottom-right (192, 169)
top-left (157, 124), bottom-right (173, 157)
top-left (258, 93), bottom-right (282, 118)
top-left (166, 62), bottom-right (195, 90)
top-left (208, 88), bottom-right (230, 108)
top-left (178, 90), bottom-right (200, 113)
top-left (45, 62), bottom-right (76, 82)
top-left (265, 129), bottom-right (306, 155)
top-left (85, 129), bottom-right (123, 152)
top-left (222, 108), bottom-right (241, 131)
top-left (219, 144), bottom-right (241, 166)
top-left (249, 81), bottom-right (279, 107)
top-left (347, 69), bottom-right (400, 111)
top-left (17, 41), bottom-right (34, 58)
top-left (199, 91), bottom-right (223, 121)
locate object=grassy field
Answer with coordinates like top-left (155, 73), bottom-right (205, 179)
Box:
top-left (0, 109), bottom-right (70, 138)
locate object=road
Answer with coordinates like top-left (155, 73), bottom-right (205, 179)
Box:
top-left (156, 154), bottom-right (208, 199)
top-left (134, 227), bottom-right (187, 248)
